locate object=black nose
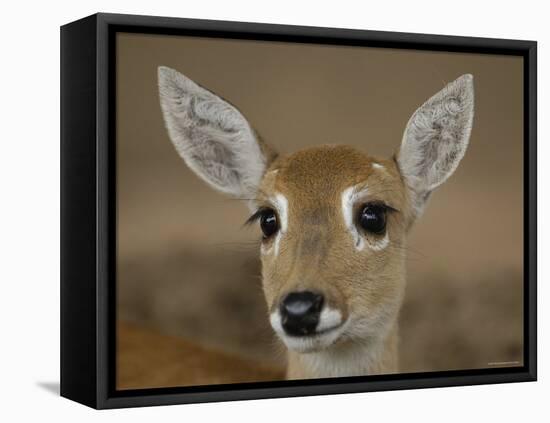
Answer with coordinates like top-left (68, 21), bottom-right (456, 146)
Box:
top-left (280, 291), bottom-right (324, 336)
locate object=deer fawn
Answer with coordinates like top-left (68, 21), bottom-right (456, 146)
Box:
top-left (158, 67), bottom-right (474, 379)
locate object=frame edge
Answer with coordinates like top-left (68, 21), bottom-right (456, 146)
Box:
top-left (60, 13), bottom-right (100, 409)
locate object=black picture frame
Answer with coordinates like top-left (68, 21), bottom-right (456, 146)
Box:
top-left (60, 12), bottom-right (537, 409)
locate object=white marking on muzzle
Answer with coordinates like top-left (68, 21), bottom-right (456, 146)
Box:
top-left (269, 307), bottom-right (345, 353)
top-left (317, 308), bottom-right (343, 331)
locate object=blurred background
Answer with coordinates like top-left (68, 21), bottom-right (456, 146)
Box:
top-left (116, 32), bottom-right (524, 389)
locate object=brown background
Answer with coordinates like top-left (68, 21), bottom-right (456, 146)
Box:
top-left (116, 32), bottom-right (524, 388)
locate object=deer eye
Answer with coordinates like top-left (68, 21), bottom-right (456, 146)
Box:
top-left (259, 209), bottom-right (279, 238)
top-left (358, 204), bottom-right (387, 234)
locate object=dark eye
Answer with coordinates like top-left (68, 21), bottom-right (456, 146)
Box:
top-left (260, 209), bottom-right (279, 238)
top-left (358, 204), bottom-right (387, 234)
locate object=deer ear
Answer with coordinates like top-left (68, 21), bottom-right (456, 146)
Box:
top-left (158, 66), bottom-right (274, 199)
top-left (398, 74), bottom-right (474, 217)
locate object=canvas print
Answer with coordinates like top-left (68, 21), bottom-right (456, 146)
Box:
top-left (115, 33), bottom-right (524, 389)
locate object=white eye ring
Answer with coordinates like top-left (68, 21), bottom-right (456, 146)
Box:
top-left (341, 185), bottom-right (392, 252)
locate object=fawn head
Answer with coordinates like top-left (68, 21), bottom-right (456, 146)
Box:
top-left (158, 67), bottom-right (474, 353)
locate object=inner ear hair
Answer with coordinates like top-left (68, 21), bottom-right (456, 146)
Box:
top-left (158, 66), bottom-right (276, 199)
top-left (398, 74), bottom-right (474, 217)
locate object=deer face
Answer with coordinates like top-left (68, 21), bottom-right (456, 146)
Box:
top-left (254, 146), bottom-right (410, 352)
top-left (158, 67), bottom-right (474, 354)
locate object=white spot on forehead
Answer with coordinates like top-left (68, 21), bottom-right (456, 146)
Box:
top-left (261, 192), bottom-right (288, 257)
top-left (341, 184), bottom-right (390, 252)
top-left (372, 163), bottom-right (384, 170)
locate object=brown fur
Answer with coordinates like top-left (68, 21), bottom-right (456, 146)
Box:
top-left (256, 145), bottom-right (412, 377)
top-left (117, 321), bottom-right (284, 389)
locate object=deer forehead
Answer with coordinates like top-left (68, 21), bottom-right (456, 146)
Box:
top-left (258, 145), bottom-right (405, 231)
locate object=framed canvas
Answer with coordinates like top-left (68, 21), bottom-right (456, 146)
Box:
top-left (60, 12), bottom-right (537, 409)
